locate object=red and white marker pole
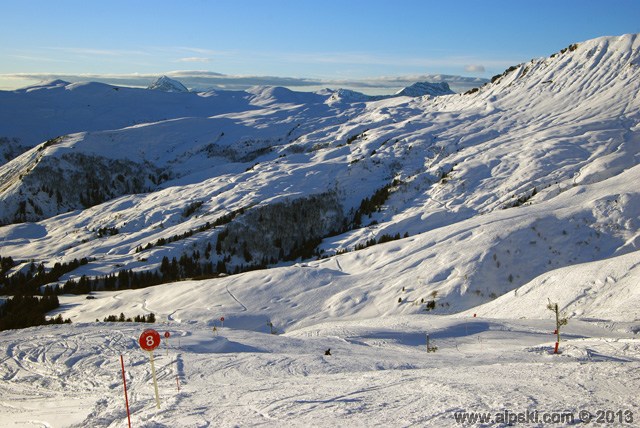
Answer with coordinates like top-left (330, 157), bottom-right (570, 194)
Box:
top-left (139, 329), bottom-right (162, 409)
top-left (164, 331), bottom-right (171, 356)
top-left (164, 331), bottom-right (181, 392)
top-left (120, 354), bottom-right (132, 428)
top-left (220, 316), bottom-right (225, 328)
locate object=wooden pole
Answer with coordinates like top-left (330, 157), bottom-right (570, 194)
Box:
top-left (555, 303), bottom-right (561, 345)
top-left (149, 351), bottom-right (161, 409)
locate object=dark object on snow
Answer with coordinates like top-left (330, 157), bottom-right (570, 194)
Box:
top-left (324, 348), bottom-right (331, 356)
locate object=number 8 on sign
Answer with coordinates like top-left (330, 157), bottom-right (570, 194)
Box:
top-left (138, 328), bottom-right (162, 409)
top-left (139, 329), bottom-right (161, 351)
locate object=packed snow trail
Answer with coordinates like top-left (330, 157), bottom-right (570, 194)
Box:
top-left (1, 316), bottom-right (638, 427)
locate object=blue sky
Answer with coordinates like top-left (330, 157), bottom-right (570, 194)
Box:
top-left (1, 0), bottom-right (638, 93)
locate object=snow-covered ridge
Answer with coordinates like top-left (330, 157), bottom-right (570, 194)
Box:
top-left (0, 77), bottom-right (456, 158)
top-left (21, 79), bottom-right (71, 92)
top-left (324, 81), bottom-right (455, 104)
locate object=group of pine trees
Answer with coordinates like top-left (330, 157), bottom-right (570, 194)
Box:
top-left (0, 256), bottom-right (89, 295)
top-left (352, 184), bottom-right (392, 227)
top-left (102, 312), bottom-right (155, 323)
top-left (0, 255), bottom-right (81, 330)
top-left (353, 232), bottom-right (407, 251)
top-left (0, 288), bottom-right (70, 331)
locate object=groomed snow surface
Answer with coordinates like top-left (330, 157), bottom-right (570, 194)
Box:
top-left (1, 249), bottom-right (639, 427)
top-left (1, 314), bottom-right (639, 427)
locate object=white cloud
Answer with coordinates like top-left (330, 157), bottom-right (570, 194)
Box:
top-left (177, 57), bottom-right (212, 63)
top-left (48, 47), bottom-right (151, 57)
top-left (174, 47), bottom-right (220, 56)
top-left (465, 64), bottom-right (486, 73)
top-left (248, 51), bottom-right (508, 71)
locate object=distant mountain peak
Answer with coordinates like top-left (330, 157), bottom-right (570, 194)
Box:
top-left (147, 75), bottom-right (189, 93)
top-left (326, 88), bottom-right (374, 104)
top-left (19, 79), bottom-right (71, 92)
top-left (43, 79), bottom-right (71, 87)
top-left (395, 81), bottom-right (454, 97)
top-left (325, 82), bottom-right (455, 104)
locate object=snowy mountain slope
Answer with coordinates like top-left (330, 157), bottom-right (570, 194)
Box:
top-left (1, 34), bottom-right (640, 428)
top-left (0, 79), bottom-right (261, 160)
top-left (28, 159), bottom-right (636, 332)
top-left (0, 33), bottom-right (639, 319)
top-left (0, 76), bottom-right (460, 164)
top-left (463, 249), bottom-right (640, 322)
top-left (0, 93), bottom-right (368, 224)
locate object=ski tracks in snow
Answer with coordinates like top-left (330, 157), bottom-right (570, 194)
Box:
top-left (226, 282), bottom-right (248, 312)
